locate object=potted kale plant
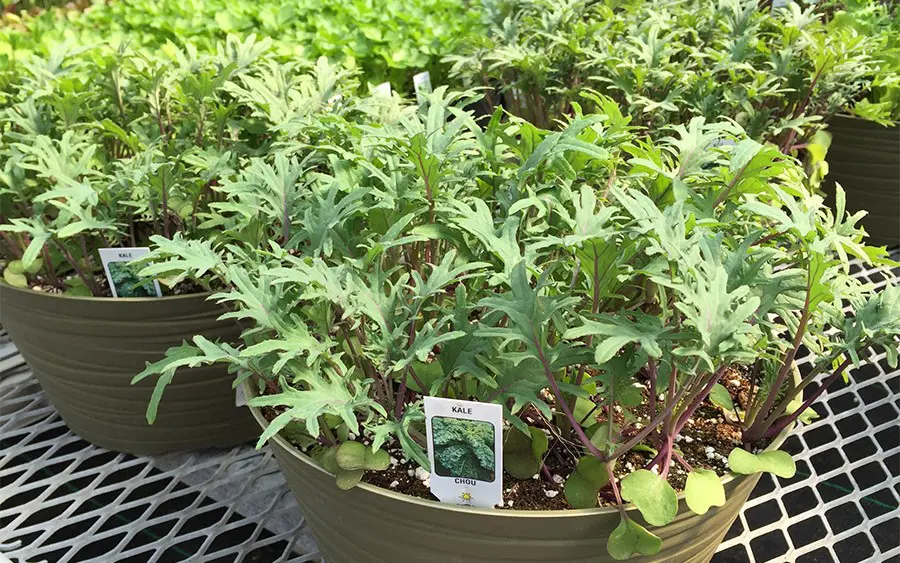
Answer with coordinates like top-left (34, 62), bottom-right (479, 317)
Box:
top-left (820, 1), bottom-right (899, 247)
top-left (0, 37), bottom-right (363, 454)
top-left (446, 1), bottom-right (881, 148)
top-left (137, 93), bottom-right (898, 561)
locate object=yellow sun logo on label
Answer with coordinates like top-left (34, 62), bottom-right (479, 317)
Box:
top-left (459, 491), bottom-right (474, 504)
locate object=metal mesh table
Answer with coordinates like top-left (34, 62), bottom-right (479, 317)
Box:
top-left (1, 253), bottom-right (898, 563)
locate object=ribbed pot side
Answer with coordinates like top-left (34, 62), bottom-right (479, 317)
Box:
top-left (0, 282), bottom-right (257, 455)
top-left (825, 114), bottom-right (899, 248)
top-left (247, 381), bottom-right (793, 563)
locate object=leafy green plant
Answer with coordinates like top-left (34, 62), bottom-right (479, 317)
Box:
top-left (0, 38), bottom-right (374, 296)
top-left (0, 0), bottom-right (481, 90)
top-left (134, 91), bottom-right (898, 559)
top-left (448, 0), bottom-right (885, 146)
top-left (825, 0), bottom-right (900, 124)
top-left (432, 417), bottom-right (496, 481)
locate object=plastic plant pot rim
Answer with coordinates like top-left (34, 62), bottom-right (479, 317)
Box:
top-left (0, 279), bottom-right (215, 303)
top-left (244, 377), bottom-right (797, 519)
top-left (832, 112), bottom-right (899, 127)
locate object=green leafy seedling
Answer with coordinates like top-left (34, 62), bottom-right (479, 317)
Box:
top-left (619, 469), bottom-right (678, 526)
top-left (3, 264), bottom-right (28, 288)
top-left (336, 441), bottom-right (390, 471)
top-left (728, 448), bottom-right (796, 479)
top-left (709, 383), bottom-right (734, 412)
top-left (7, 260), bottom-right (26, 276)
top-left (607, 515), bottom-right (662, 561)
top-left (64, 277), bottom-right (92, 296)
top-left (504, 427), bottom-right (549, 480)
top-left (564, 456), bottom-right (610, 509)
top-left (318, 442), bottom-right (390, 490)
top-left (3, 258), bottom-right (45, 288)
top-left (281, 421), bottom-right (317, 449)
top-left (684, 468), bottom-right (726, 515)
top-left (785, 398), bottom-right (820, 425)
top-left (25, 258), bottom-right (43, 275)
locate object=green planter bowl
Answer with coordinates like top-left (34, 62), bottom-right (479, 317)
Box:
top-left (825, 114), bottom-right (899, 248)
top-left (246, 380), bottom-right (795, 563)
top-left (0, 282), bottom-right (257, 455)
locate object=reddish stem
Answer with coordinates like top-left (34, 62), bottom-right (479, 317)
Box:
top-left (674, 365), bottom-right (728, 435)
top-left (760, 357), bottom-right (852, 440)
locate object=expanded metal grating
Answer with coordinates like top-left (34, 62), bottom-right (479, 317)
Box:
top-left (0, 332), bottom-right (320, 563)
top-left (1, 251), bottom-right (898, 563)
top-left (713, 253), bottom-right (900, 563)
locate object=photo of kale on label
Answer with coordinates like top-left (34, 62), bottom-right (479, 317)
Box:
top-left (107, 261), bottom-right (158, 298)
top-left (432, 416), bottom-right (495, 482)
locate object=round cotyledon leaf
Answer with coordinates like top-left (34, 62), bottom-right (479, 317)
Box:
top-left (607, 515), bottom-right (662, 561)
top-left (684, 468), bottom-right (726, 515)
top-left (564, 456), bottom-right (611, 509)
top-left (620, 469), bottom-right (678, 526)
top-left (564, 472), bottom-right (599, 509)
top-left (335, 468), bottom-right (364, 490)
top-left (336, 441), bottom-right (390, 471)
top-left (504, 428), bottom-right (541, 480)
top-left (728, 448), bottom-right (796, 479)
top-left (3, 268), bottom-right (28, 288)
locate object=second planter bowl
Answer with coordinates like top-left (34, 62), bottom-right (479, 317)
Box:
top-left (0, 283), bottom-right (257, 455)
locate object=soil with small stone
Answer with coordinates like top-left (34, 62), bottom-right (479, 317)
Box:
top-left (261, 365), bottom-right (772, 511)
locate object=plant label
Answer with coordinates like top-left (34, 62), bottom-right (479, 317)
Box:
top-left (98, 247), bottom-right (162, 298)
top-left (413, 71), bottom-right (433, 105)
top-left (372, 82), bottom-right (392, 98)
top-left (708, 138), bottom-right (737, 148)
top-left (235, 383), bottom-right (247, 407)
top-left (424, 396), bottom-right (503, 508)
top-left (771, 0), bottom-right (788, 8)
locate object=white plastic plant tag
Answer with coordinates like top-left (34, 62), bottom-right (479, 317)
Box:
top-left (98, 247), bottom-right (162, 298)
top-left (708, 138), bottom-right (737, 148)
top-left (235, 383), bottom-right (247, 407)
top-left (372, 82), bottom-right (392, 98)
top-left (413, 71), bottom-right (432, 104)
top-left (424, 396), bottom-right (503, 508)
top-left (772, 0), bottom-right (788, 8)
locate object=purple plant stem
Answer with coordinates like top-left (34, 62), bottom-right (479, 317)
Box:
top-left (0, 231), bottom-right (22, 258)
top-left (648, 358), bottom-right (658, 444)
top-left (672, 450), bottom-right (692, 471)
top-left (541, 463), bottom-right (553, 482)
top-left (608, 383), bottom-right (693, 461)
top-left (53, 238), bottom-right (101, 296)
top-left (606, 461), bottom-right (626, 516)
top-left (761, 357), bottom-right (852, 440)
top-left (660, 435), bottom-right (675, 479)
top-left (534, 336), bottom-right (607, 459)
top-left (394, 371), bottom-right (408, 419)
top-left (779, 61), bottom-right (827, 154)
top-left (674, 365), bottom-right (727, 435)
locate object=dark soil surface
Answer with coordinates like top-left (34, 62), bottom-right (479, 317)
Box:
top-left (262, 365), bottom-right (769, 511)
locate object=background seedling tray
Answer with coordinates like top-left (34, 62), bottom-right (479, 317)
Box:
top-left (1, 252), bottom-right (898, 563)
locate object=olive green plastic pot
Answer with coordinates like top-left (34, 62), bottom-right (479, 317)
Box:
top-left (246, 381), bottom-right (795, 563)
top-left (825, 114), bottom-right (899, 247)
top-left (0, 282), bottom-right (257, 455)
